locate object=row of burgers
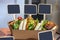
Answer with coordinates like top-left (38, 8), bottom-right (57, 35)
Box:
top-left (8, 15), bottom-right (56, 30)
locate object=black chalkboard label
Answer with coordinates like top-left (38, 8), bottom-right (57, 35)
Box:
top-left (0, 36), bottom-right (14, 40)
top-left (8, 5), bottom-right (20, 14)
top-left (38, 30), bottom-right (53, 40)
top-left (38, 4), bottom-right (52, 14)
top-left (24, 4), bottom-right (37, 15)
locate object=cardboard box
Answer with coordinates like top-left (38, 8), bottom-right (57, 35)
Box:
top-left (9, 24), bottom-right (40, 40)
top-left (12, 30), bottom-right (40, 40)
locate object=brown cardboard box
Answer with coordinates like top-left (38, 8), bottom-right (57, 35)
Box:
top-left (12, 30), bottom-right (40, 40)
top-left (9, 24), bottom-right (40, 40)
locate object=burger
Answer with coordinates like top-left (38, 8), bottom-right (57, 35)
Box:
top-left (44, 21), bottom-right (56, 30)
top-left (41, 20), bottom-right (56, 30)
top-left (25, 15), bottom-right (38, 30)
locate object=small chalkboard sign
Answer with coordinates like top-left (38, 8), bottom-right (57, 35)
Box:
top-left (38, 30), bottom-right (53, 40)
top-left (24, 4), bottom-right (37, 15)
top-left (38, 4), bottom-right (52, 14)
top-left (8, 5), bottom-right (20, 14)
top-left (0, 36), bottom-right (14, 40)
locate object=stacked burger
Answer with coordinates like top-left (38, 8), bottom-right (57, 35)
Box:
top-left (40, 20), bottom-right (56, 30)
